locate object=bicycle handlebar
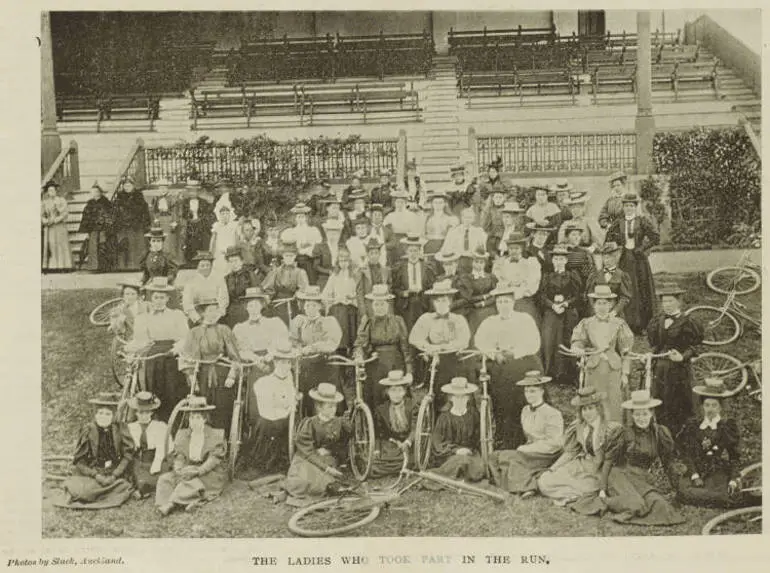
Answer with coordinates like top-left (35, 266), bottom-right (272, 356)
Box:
top-left (458, 349), bottom-right (494, 361)
top-left (328, 353), bottom-right (379, 367)
top-left (558, 345), bottom-right (605, 357)
top-left (627, 351), bottom-right (671, 360)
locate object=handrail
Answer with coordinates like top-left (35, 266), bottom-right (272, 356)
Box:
top-left (109, 138), bottom-right (145, 201)
top-left (41, 146), bottom-right (71, 188)
top-left (41, 140), bottom-right (79, 196)
top-left (738, 115), bottom-right (761, 159)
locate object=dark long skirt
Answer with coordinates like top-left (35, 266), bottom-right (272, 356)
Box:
top-left (677, 469), bottom-right (758, 509)
top-left (82, 231), bottom-right (113, 272)
top-left (365, 344), bottom-right (406, 407)
top-left (651, 360), bottom-right (694, 438)
top-left (296, 254), bottom-right (316, 285)
top-left (370, 438), bottom-right (411, 478)
top-left (196, 363), bottom-right (236, 436)
top-left (114, 228), bottom-right (146, 271)
top-left (488, 354), bottom-right (542, 449)
top-left (329, 303), bottom-right (358, 351)
top-left (57, 474), bottom-right (133, 509)
top-left (490, 449), bottom-right (560, 493)
top-left (144, 340), bottom-right (188, 423)
top-left (133, 450), bottom-right (168, 497)
top-left (541, 308), bottom-right (579, 383)
top-left (184, 220), bottom-right (212, 266)
top-left (238, 416), bottom-right (290, 479)
top-left (515, 296), bottom-right (541, 331)
top-left (619, 249), bottom-right (655, 333)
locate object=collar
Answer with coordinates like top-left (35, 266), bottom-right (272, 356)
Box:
top-left (700, 415), bottom-right (722, 430)
top-left (152, 308), bottom-right (167, 315)
top-left (273, 371), bottom-right (292, 381)
top-left (529, 401), bottom-right (545, 412)
top-left (472, 272), bottom-right (485, 279)
top-left (665, 312), bottom-right (682, 319)
top-left (594, 315), bottom-right (612, 322)
top-left (625, 215), bottom-right (636, 221)
top-left (248, 318), bottom-right (262, 325)
top-left (435, 313), bottom-right (450, 319)
top-left (604, 267), bottom-right (616, 273)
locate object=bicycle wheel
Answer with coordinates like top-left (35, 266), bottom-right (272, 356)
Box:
top-left (414, 395), bottom-right (434, 471)
top-left (228, 400), bottom-right (243, 479)
top-left (707, 266), bottom-right (761, 296)
top-left (110, 337), bottom-right (128, 388)
top-left (89, 297), bottom-right (123, 326)
top-left (739, 462), bottom-right (762, 500)
top-left (702, 506), bottom-right (762, 535)
top-left (288, 496), bottom-right (381, 537)
top-left (348, 404), bottom-right (375, 481)
top-left (479, 396), bottom-right (494, 475)
top-left (691, 352), bottom-right (748, 396)
top-left (686, 306), bottom-right (741, 346)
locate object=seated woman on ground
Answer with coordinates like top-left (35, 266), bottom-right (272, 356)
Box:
top-left (284, 383), bottom-right (352, 506)
top-left (108, 280), bottom-right (149, 341)
top-left (490, 371), bottom-right (564, 497)
top-left (127, 391), bottom-right (169, 500)
top-left (155, 397), bottom-right (227, 516)
top-left (57, 393), bottom-right (135, 509)
top-left (371, 370), bottom-right (418, 477)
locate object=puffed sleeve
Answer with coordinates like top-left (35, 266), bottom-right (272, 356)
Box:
top-left (547, 421), bottom-right (581, 471)
top-left (570, 318), bottom-right (590, 349)
top-left (655, 424), bottom-right (679, 484)
top-left (681, 315), bottom-right (704, 361)
top-left (72, 425), bottom-right (96, 476)
top-left (112, 423), bottom-right (135, 478)
top-left (616, 320), bottom-right (635, 354)
top-left (408, 313), bottom-right (431, 350)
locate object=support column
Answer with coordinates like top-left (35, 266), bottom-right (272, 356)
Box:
top-left (41, 11), bottom-right (62, 177)
top-left (634, 10), bottom-right (655, 176)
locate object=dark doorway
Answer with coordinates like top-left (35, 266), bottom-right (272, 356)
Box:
top-left (578, 11), bottom-right (605, 37)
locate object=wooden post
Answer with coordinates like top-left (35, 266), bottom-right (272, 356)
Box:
top-left (68, 140), bottom-right (80, 191)
top-left (635, 11), bottom-right (655, 175)
top-left (135, 138), bottom-right (147, 187)
top-left (40, 12), bottom-right (62, 177)
top-left (397, 129), bottom-right (407, 188)
top-left (467, 127), bottom-right (477, 178)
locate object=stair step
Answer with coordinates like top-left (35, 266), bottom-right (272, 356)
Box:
top-left (421, 128), bottom-right (461, 136)
top-left (421, 142), bottom-right (461, 151)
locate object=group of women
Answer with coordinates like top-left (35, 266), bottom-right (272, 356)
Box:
top-left (56, 164), bottom-right (756, 526)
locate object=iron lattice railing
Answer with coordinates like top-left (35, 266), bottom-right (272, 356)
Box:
top-left (143, 139), bottom-right (400, 185)
top-left (477, 132), bottom-right (637, 175)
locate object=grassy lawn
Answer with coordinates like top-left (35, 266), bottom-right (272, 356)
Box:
top-left (41, 272), bottom-right (762, 538)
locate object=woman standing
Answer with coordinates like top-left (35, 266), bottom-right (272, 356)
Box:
top-left (261, 242), bottom-right (310, 328)
top-left (605, 192), bottom-right (660, 333)
top-left (222, 246), bottom-right (259, 328)
top-left (322, 247), bottom-right (359, 367)
top-left (313, 219), bottom-right (344, 289)
top-left (383, 189), bottom-right (419, 263)
top-left (354, 285), bottom-right (412, 407)
top-left (465, 248), bottom-right (498, 335)
top-left (537, 387), bottom-right (622, 506)
top-left (41, 182), bottom-right (73, 271)
top-left (570, 285), bottom-right (634, 423)
top-left (150, 178), bottom-right (185, 264)
top-left (474, 282), bottom-right (542, 449)
top-left (571, 390), bottom-right (685, 525)
top-left (112, 176), bottom-right (151, 271)
top-left (423, 192), bottom-right (459, 258)
top-left (182, 180), bottom-right (215, 267)
top-left (525, 187), bottom-right (561, 230)
top-left (490, 371), bottom-right (564, 496)
top-left (78, 182), bottom-right (113, 272)
top-left (126, 392), bottom-right (168, 499)
top-left (210, 204), bottom-right (240, 280)
top-left (108, 280), bottom-right (149, 341)
top-left (155, 397), bottom-right (227, 516)
top-left (677, 378), bottom-right (750, 508)
top-left (282, 202), bottom-right (324, 283)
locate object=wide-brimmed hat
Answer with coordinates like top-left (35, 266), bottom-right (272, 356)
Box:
top-left (296, 285), bottom-right (324, 301)
top-left (621, 192), bottom-right (641, 205)
top-left (271, 341), bottom-right (298, 361)
top-left (441, 377), bottom-right (478, 395)
top-left (621, 389), bottom-right (662, 410)
top-left (551, 179), bottom-right (574, 194)
top-left (144, 226), bottom-right (167, 239)
top-left (128, 391), bottom-right (161, 412)
top-left (347, 189), bottom-right (368, 202)
top-left (693, 377), bottom-right (732, 399)
top-left (428, 191), bottom-right (448, 202)
top-left (390, 189), bottom-right (411, 201)
top-left (401, 234), bottom-right (427, 247)
top-left (598, 242), bottom-right (622, 255)
top-left (309, 382), bottom-right (345, 403)
top-left (506, 232), bottom-right (528, 245)
top-left (550, 244), bottom-right (570, 256)
top-left (280, 241), bottom-right (298, 254)
top-left (568, 192), bottom-right (590, 205)
top-left (501, 201), bottom-right (524, 214)
top-left (290, 202), bottom-right (312, 215)
top-left (656, 282), bottom-right (687, 297)
top-left (434, 251), bottom-right (461, 263)
top-left (516, 370), bottom-right (553, 387)
top-left (570, 386), bottom-right (606, 408)
top-left (587, 285), bottom-right (617, 299)
top-left (608, 171), bottom-right (627, 184)
top-left (489, 282), bottom-right (517, 297)
top-left (321, 218), bottom-right (344, 231)
top-left (192, 250), bottom-right (215, 261)
top-left (88, 392), bottom-right (122, 408)
top-left (526, 221), bottom-right (556, 233)
top-left (379, 370), bottom-right (413, 387)
top-left (470, 247), bottom-right (490, 259)
top-left (241, 286), bottom-right (269, 301)
top-left (425, 279), bottom-right (458, 297)
top-left (364, 237), bottom-right (382, 251)
top-left (118, 279), bottom-right (144, 292)
top-left (369, 203), bottom-right (384, 213)
top-left (224, 246), bottom-right (243, 260)
top-left (563, 222), bottom-right (584, 236)
top-left (179, 395), bottom-right (216, 412)
top-left (365, 284), bottom-right (395, 301)
top-left (144, 276), bottom-right (175, 293)
top-left (194, 297), bottom-right (220, 311)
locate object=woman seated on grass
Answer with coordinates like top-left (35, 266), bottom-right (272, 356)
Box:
top-left (108, 280), bottom-right (149, 341)
top-left (490, 371), bottom-right (564, 498)
top-left (371, 370), bottom-right (418, 477)
top-left (57, 393), bottom-right (135, 509)
top-left (127, 392), bottom-right (169, 500)
top-left (284, 383), bottom-right (351, 506)
top-left (155, 397), bottom-right (227, 516)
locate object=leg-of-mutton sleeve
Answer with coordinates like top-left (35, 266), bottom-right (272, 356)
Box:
top-left (545, 421), bottom-right (581, 472)
top-left (517, 406), bottom-right (564, 455)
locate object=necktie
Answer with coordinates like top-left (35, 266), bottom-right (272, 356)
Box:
top-left (140, 423), bottom-right (149, 451)
top-left (463, 227), bottom-right (470, 251)
top-left (410, 263), bottom-right (417, 289)
top-left (585, 425), bottom-right (595, 456)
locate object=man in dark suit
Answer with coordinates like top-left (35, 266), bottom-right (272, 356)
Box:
top-left (356, 237), bottom-right (392, 315)
top-left (584, 241), bottom-right (632, 321)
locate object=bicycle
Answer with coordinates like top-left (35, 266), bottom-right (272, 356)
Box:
top-left (115, 348), bottom-right (176, 423)
top-left (707, 250), bottom-right (761, 296)
top-left (690, 352), bottom-right (759, 400)
top-left (287, 449), bottom-right (507, 537)
top-left (89, 297), bottom-right (136, 386)
top-left (458, 349), bottom-right (494, 474)
top-left (558, 345), bottom-right (604, 389)
top-left (288, 350), bottom-right (320, 461)
top-left (685, 290), bottom-right (761, 346)
top-left (327, 352), bottom-right (379, 481)
top-left (701, 462), bottom-right (762, 535)
top-left (627, 351), bottom-right (672, 391)
top-left (413, 349), bottom-right (457, 471)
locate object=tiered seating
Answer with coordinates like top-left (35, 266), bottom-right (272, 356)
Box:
top-left (55, 93), bottom-right (163, 132)
top-left (336, 31), bottom-right (434, 79)
top-left (189, 81), bottom-right (421, 129)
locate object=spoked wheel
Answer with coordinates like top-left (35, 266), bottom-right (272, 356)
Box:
top-left (228, 400), bottom-right (243, 479)
top-left (115, 367), bottom-right (139, 423)
top-left (414, 395), bottom-right (434, 471)
top-left (739, 462), bottom-right (762, 500)
top-left (110, 336), bottom-right (129, 388)
top-left (707, 266), bottom-right (761, 296)
top-left (288, 399), bottom-right (303, 461)
top-left (165, 401), bottom-right (189, 455)
top-left (702, 506), bottom-right (762, 535)
top-left (691, 352), bottom-right (748, 396)
top-left (89, 297), bottom-right (123, 326)
top-left (288, 496), bottom-right (382, 537)
top-left (479, 396), bottom-right (495, 475)
top-left (348, 403), bottom-right (375, 481)
top-left (685, 306), bottom-right (741, 346)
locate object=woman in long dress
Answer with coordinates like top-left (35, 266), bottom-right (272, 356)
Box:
top-left (112, 176), bottom-right (151, 271)
top-left (41, 182), bottom-right (73, 271)
top-left (78, 182), bottom-right (113, 272)
top-left (322, 247), bottom-right (359, 357)
top-left (371, 371), bottom-right (418, 477)
top-left (108, 280), bottom-right (150, 342)
top-left (490, 371), bottom-right (564, 496)
top-left (126, 392), bottom-right (169, 499)
top-left (465, 248), bottom-right (498, 335)
top-left (150, 179), bottom-right (185, 264)
top-left (571, 390), bottom-right (684, 525)
top-left (570, 285), bottom-right (634, 423)
top-left (423, 192), bottom-right (459, 257)
top-left (210, 204), bottom-right (240, 280)
top-left (155, 397), bottom-right (228, 516)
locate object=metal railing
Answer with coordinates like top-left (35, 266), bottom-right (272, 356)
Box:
top-left (109, 138), bottom-right (146, 200)
top-left (41, 140), bottom-right (80, 197)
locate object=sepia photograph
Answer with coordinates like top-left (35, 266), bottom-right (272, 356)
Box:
top-left (38, 8), bottom-right (762, 541)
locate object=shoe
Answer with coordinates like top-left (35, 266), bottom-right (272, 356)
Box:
top-left (157, 503), bottom-right (173, 516)
top-left (520, 490), bottom-right (535, 500)
top-left (131, 490), bottom-right (143, 501)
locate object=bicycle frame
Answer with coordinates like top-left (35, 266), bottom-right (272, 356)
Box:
top-left (627, 351), bottom-right (670, 391)
top-left (558, 345), bottom-right (604, 389)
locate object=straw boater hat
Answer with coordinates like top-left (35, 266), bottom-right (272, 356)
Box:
top-left (551, 179), bottom-right (574, 194)
top-left (194, 297), bottom-right (220, 311)
top-left (88, 391), bottom-right (122, 408)
top-left (587, 285), bottom-right (617, 299)
top-left (516, 370), bottom-right (553, 387)
top-left (621, 192), bottom-right (641, 205)
top-left (489, 282), bottom-right (518, 297)
top-left (506, 232), bottom-right (528, 245)
top-left (526, 221), bottom-right (556, 233)
top-left (434, 250), bottom-right (461, 263)
top-left (296, 285), bottom-right (324, 301)
top-left (186, 179), bottom-right (202, 188)
top-left (568, 192), bottom-right (590, 205)
top-left (128, 391), bottom-right (161, 413)
top-left (144, 226), bottom-right (167, 239)
top-left (118, 279), bottom-right (144, 292)
top-left (272, 340), bottom-right (298, 361)
top-left (400, 233), bottom-right (427, 247)
top-left (309, 382), bottom-right (345, 403)
top-left (570, 386), bottom-right (606, 408)
top-left (144, 276), bottom-right (175, 293)
top-left (563, 222), bottom-right (584, 236)
top-left (347, 189), bottom-right (368, 203)
top-left (608, 171), bottom-right (627, 184)
top-left (390, 188), bottom-right (411, 201)
top-left (656, 282), bottom-right (687, 297)
top-left (322, 218), bottom-right (344, 231)
top-left (425, 279), bottom-right (458, 297)
top-left (379, 370), bottom-right (413, 387)
top-left (364, 237), bottom-right (382, 251)
top-left (224, 246), bottom-right (243, 260)
top-left (621, 389), bottom-right (662, 410)
top-left (365, 284), bottom-right (395, 301)
top-left (441, 376), bottom-right (478, 395)
top-left (290, 202), bottom-right (312, 215)
top-left (598, 241), bottom-right (622, 255)
top-left (428, 191), bottom-right (448, 201)
top-left (241, 286), bottom-right (269, 302)
top-left (369, 203), bottom-right (384, 213)
top-left (550, 244), bottom-right (570, 257)
top-left (192, 250), bottom-right (215, 261)
top-left (501, 201), bottom-right (524, 214)
top-left (179, 395), bottom-right (216, 412)
top-left (693, 377), bottom-right (733, 399)
top-left (470, 246), bottom-right (490, 259)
